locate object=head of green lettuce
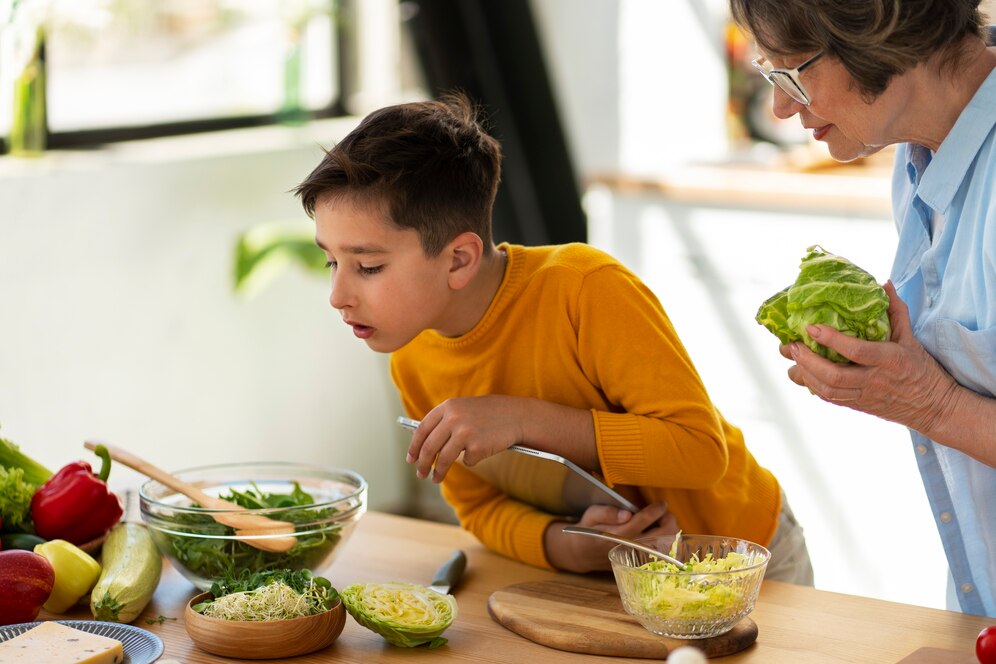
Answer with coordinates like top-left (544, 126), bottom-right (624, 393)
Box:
top-left (756, 246), bottom-right (891, 363)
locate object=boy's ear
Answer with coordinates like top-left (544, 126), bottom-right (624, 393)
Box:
top-left (446, 232), bottom-right (484, 290)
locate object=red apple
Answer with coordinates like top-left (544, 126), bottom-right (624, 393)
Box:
top-left (0, 549), bottom-right (55, 625)
top-left (979, 626), bottom-right (996, 664)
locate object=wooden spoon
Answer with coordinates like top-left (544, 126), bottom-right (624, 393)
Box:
top-left (84, 440), bottom-right (297, 553)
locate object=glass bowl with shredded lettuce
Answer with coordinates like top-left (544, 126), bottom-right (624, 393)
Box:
top-left (609, 533), bottom-right (769, 639)
top-left (140, 462), bottom-right (366, 590)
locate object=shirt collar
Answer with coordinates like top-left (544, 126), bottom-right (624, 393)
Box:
top-left (916, 67), bottom-right (996, 213)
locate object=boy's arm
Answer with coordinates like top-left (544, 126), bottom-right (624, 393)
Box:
top-left (442, 462), bottom-right (678, 572)
top-left (408, 266), bottom-right (731, 489)
top-left (440, 463), bottom-right (558, 568)
top-left (577, 267), bottom-right (731, 489)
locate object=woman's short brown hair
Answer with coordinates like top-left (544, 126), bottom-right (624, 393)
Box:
top-left (730, 0), bottom-right (986, 99)
top-left (294, 92), bottom-right (502, 257)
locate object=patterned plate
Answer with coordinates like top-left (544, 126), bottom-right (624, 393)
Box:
top-left (0, 620), bottom-right (164, 663)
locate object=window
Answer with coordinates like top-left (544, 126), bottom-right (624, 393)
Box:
top-left (1, 0), bottom-right (343, 152)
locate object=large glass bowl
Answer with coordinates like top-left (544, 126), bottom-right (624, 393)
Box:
top-left (140, 462), bottom-right (366, 590)
top-left (609, 533), bottom-right (769, 639)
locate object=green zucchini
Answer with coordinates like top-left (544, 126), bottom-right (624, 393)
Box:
top-left (0, 532), bottom-right (46, 550)
top-left (90, 522), bottom-right (162, 623)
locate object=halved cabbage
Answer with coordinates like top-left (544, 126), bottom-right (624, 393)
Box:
top-left (756, 245), bottom-right (891, 362)
top-left (340, 581), bottom-right (457, 648)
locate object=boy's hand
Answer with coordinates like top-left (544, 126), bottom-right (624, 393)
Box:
top-left (543, 502), bottom-right (679, 573)
top-left (405, 396), bottom-right (528, 482)
top-left (405, 395), bottom-right (599, 483)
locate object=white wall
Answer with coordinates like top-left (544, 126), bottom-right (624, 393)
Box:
top-left (0, 119), bottom-right (412, 512)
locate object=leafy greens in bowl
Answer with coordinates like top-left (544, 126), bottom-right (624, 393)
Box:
top-left (140, 462), bottom-right (366, 590)
top-left (756, 245), bottom-right (891, 362)
top-left (184, 568), bottom-right (346, 659)
top-left (193, 568), bottom-right (340, 620)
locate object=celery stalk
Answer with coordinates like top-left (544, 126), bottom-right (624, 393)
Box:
top-left (0, 436), bottom-right (52, 486)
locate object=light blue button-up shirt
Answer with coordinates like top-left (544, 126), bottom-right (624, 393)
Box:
top-left (889, 62), bottom-right (996, 617)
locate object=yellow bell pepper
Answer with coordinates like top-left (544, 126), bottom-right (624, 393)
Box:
top-left (33, 539), bottom-right (101, 613)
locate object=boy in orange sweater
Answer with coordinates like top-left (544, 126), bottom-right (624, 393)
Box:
top-left (294, 94), bottom-right (813, 582)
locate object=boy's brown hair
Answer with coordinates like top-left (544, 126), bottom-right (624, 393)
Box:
top-left (294, 93), bottom-right (502, 256)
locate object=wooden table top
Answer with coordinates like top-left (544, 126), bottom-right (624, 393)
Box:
top-left (41, 511), bottom-right (991, 663)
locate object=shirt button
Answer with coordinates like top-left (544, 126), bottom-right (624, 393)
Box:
top-left (916, 445), bottom-right (928, 455)
top-left (940, 512), bottom-right (953, 523)
top-left (961, 583), bottom-right (974, 594)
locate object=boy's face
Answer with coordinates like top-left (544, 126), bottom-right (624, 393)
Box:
top-left (314, 196), bottom-right (452, 353)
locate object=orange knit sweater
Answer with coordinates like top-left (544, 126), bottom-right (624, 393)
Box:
top-left (390, 243), bottom-right (781, 569)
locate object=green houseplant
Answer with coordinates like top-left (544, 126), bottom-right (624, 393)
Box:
top-left (233, 220), bottom-right (327, 296)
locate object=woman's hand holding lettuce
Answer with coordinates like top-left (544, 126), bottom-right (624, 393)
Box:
top-left (769, 261), bottom-right (995, 467)
top-left (756, 246), bottom-right (891, 362)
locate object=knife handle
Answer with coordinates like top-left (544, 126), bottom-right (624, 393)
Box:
top-left (431, 549), bottom-right (467, 592)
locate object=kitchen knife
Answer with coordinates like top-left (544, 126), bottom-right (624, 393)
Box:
top-left (429, 549), bottom-right (467, 595)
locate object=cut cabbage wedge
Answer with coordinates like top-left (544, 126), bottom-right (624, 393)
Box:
top-left (341, 581), bottom-right (457, 648)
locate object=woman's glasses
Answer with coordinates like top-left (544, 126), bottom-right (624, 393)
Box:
top-left (751, 52), bottom-right (823, 105)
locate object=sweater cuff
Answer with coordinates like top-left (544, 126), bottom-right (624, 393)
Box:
top-left (592, 410), bottom-right (648, 486)
top-left (516, 511), bottom-right (558, 569)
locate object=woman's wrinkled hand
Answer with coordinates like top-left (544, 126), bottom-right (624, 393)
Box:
top-left (545, 502), bottom-right (679, 573)
top-left (779, 281), bottom-right (959, 434)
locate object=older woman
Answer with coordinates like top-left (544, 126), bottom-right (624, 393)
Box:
top-left (730, 0), bottom-right (995, 616)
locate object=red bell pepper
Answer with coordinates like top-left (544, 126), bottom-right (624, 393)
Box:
top-left (30, 445), bottom-right (122, 545)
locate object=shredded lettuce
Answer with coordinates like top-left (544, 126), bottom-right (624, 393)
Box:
top-left (620, 536), bottom-right (757, 622)
top-left (341, 582), bottom-right (456, 648)
top-left (756, 246), bottom-right (890, 362)
top-left (196, 582), bottom-right (317, 621)
top-left (631, 556), bottom-right (751, 620)
top-left (195, 568), bottom-right (339, 620)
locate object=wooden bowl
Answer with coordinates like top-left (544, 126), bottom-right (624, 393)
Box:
top-left (184, 591), bottom-right (346, 659)
top-left (77, 532), bottom-right (108, 555)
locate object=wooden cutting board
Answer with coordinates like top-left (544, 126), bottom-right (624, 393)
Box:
top-left (487, 579), bottom-right (757, 659)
